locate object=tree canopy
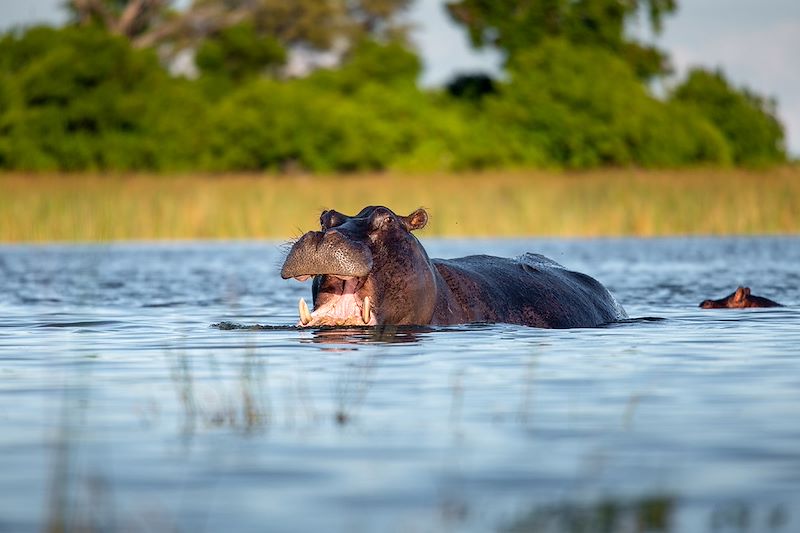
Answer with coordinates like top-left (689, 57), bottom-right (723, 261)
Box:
top-left (445, 0), bottom-right (677, 78)
top-left (672, 69), bottom-right (785, 165)
top-left (0, 0), bottom-right (787, 172)
top-left (68, 0), bottom-right (412, 50)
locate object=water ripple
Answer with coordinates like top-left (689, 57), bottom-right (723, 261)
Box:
top-left (0, 237), bottom-right (798, 533)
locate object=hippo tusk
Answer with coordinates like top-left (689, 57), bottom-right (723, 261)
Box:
top-left (298, 298), bottom-right (311, 325)
top-left (362, 296), bottom-right (370, 324)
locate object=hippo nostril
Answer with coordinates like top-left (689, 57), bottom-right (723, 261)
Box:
top-left (281, 227), bottom-right (373, 279)
top-left (321, 209), bottom-right (346, 230)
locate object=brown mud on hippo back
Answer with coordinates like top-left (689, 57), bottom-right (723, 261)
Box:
top-left (281, 206), bottom-right (627, 328)
top-left (700, 286), bottom-right (783, 309)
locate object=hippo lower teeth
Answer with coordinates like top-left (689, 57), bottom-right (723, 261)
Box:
top-left (362, 296), bottom-right (371, 324)
top-left (295, 279), bottom-right (375, 327)
top-left (298, 297), bottom-right (311, 325)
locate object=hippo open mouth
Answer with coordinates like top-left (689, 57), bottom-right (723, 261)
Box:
top-left (281, 226), bottom-right (378, 327)
top-left (293, 274), bottom-right (376, 327)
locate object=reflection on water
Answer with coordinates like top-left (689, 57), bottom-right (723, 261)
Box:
top-left (503, 495), bottom-right (676, 533)
top-left (168, 348), bottom-right (268, 435)
top-left (213, 322), bottom-right (439, 344)
top-left (1, 238), bottom-right (799, 532)
top-left (502, 496), bottom-right (790, 533)
top-left (304, 324), bottom-right (436, 345)
top-left (502, 497), bottom-right (788, 533)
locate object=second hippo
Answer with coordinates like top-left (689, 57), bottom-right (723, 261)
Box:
top-left (699, 286), bottom-right (782, 309)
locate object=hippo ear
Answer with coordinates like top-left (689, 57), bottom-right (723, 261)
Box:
top-left (403, 208), bottom-right (428, 231)
top-left (734, 287), bottom-right (747, 301)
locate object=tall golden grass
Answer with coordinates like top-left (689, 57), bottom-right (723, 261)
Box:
top-left (1, 167), bottom-right (798, 242)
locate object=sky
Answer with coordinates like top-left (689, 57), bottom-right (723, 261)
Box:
top-left (2, 0), bottom-right (799, 154)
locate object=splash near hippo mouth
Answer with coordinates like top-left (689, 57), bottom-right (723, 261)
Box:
top-left (294, 275), bottom-right (376, 327)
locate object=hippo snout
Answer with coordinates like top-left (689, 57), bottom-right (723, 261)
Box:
top-left (281, 230), bottom-right (373, 280)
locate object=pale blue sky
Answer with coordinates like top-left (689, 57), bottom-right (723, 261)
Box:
top-left (2, 0), bottom-right (798, 153)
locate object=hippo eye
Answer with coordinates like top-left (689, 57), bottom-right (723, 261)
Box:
top-left (370, 208), bottom-right (392, 229)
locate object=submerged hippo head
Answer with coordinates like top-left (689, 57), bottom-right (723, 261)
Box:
top-left (700, 286), bottom-right (782, 309)
top-left (281, 206), bottom-right (433, 326)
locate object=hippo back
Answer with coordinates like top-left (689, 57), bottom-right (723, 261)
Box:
top-left (430, 253), bottom-right (626, 328)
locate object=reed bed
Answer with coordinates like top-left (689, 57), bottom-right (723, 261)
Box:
top-left (1, 167), bottom-right (798, 242)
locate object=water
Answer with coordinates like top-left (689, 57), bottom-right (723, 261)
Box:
top-left (0, 237), bottom-right (798, 533)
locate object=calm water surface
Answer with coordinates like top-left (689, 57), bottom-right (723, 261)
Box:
top-left (0, 237), bottom-right (798, 532)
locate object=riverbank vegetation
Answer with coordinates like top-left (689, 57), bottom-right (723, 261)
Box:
top-left (2, 168), bottom-right (798, 242)
top-left (2, 2), bottom-right (794, 242)
top-left (0, 1), bottom-right (788, 173)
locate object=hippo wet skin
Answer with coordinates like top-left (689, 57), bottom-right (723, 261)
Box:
top-left (281, 206), bottom-right (627, 328)
top-left (700, 286), bottom-right (782, 309)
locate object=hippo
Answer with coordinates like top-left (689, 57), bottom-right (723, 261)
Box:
top-left (699, 286), bottom-right (782, 309)
top-left (280, 206), bottom-right (627, 328)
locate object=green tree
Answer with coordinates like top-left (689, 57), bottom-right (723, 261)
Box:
top-left (0, 26), bottom-right (207, 170)
top-left (484, 39), bottom-right (730, 167)
top-left (445, 0), bottom-right (677, 79)
top-left (195, 22), bottom-right (285, 82)
top-left (66, 0), bottom-right (175, 44)
top-left (66, 0), bottom-right (412, 60)
top-left (671, 69), bottom-right (785, 165)
top-left (0, 3), bottom-right (788, 173)
top-left (308, 38), bottom-right (421, 93)
top-left (192, 0), bottom-right (412, 45)
top-left (205, 79), bottom-right (400, 172)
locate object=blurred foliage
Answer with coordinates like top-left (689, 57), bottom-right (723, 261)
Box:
top-left (309, 38), bottom-right (422, 93)
top-left (0, 0), bottom-right (787, 173)
top-left (484, 40), bottom-right (732, 167)
top-left (446, 73), bottom-right (497, 102)
top-left (196, 22), bottom-right (286, 82)
top-left (66, 0), bottom-right (175, 42)
top-left (0, 26), bottom-right (207, 170)
top-left (672, 68), bottom-right (786, 166)
top-left (503, 494), bottom-right (675, 533)
top-left (445, 0), bottom-right (677, 79)
top-left (70, 0), bottom-right (414, 50)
